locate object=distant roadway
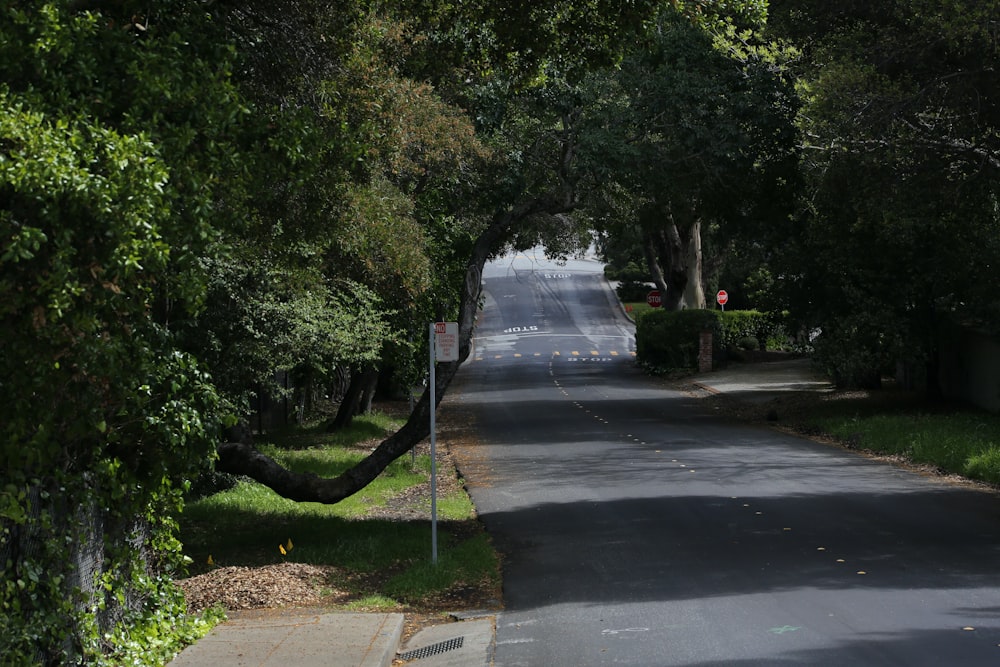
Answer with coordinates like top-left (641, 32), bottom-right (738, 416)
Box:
top-left (450, 248), bottom-right (1000, 666)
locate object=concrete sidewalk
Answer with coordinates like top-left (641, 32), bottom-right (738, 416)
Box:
top-left (168, 608), bottom-right (495, 667)
top-left (169, 357), bottom-right (826, 667)
top-left (692, 356), bottom-right (832, 403)
top-left (168, 609), bottom-right (403, 667)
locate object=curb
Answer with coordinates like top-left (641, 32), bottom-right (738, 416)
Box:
top-left (375, 614), bottom-right (406, 667)
top-left (397, 616), bottom-right (495, 666)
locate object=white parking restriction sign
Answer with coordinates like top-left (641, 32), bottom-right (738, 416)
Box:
top-left (434, 322), bottom-right (459, 361)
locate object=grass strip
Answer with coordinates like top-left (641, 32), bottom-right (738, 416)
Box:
top-left (179, 409), bottom-right (499, 609)
top-left (809, 403), bottom-right (1000, 485)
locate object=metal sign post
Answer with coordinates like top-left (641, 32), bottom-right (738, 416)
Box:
top-left (428, 322), bottom-right (438, 564)
top-left (428, 322), bottom-right (458, 565)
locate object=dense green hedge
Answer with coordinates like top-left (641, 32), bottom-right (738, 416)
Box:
top-left (716, 310), bottom-right (773, 351)
top-left (636, 309), bottom-right (785, 371)
top-left (636, 309), bottom-right (720, 371)
top-left (1, 5), bottom-right (235, 662)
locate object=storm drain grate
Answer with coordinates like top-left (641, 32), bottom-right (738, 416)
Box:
top-left (398, 636), bottom-right (464, 661)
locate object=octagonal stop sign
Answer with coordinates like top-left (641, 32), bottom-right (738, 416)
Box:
top-left (646, 290), bottom-right (662, 308)
top-left (716, 289), bottom-right (729, 306)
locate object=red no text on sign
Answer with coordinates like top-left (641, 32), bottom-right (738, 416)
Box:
top-left (433, 322), bottom-right (459, 361)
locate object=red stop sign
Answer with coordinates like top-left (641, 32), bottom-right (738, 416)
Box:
top-left (646, 290), bottom-right (662, 308)
top-left (716, 289), bottom-right (729, 306)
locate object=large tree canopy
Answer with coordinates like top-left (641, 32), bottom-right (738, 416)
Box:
top-left (576, 5), bottom-right (800, 310)
top-left (0, 0), bottom-right (663, 659)
top-left (1, 3), bottom-right (246, 661)
top-left (210, 0), bottom-right (668, 498)
top-left (767, 0), bottom-right (1000, 388)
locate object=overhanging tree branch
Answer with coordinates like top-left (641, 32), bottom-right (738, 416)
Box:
top-left (216, 192), bottom-right (575, 503)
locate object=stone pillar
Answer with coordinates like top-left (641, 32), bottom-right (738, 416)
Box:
top-left (698, 330), bottom-right (713, 373)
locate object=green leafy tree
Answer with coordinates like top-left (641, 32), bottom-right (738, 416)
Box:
top-left (214, 0), bottom-right (673, 500)
top-left (212, 0), bottom-right (801, 503)
top-left (578, 5), bottom-right (800, 311)
top-left (768, 0), bottom-right (1000, 388)
top-left (213, 6), bottom-right (495, 430)
top-left (1, 2), bottom-right (246, 661)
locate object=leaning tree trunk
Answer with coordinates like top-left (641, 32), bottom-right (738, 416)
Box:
top-left (216, 194), bottom-right (572, 504)
top-left (640, 229), bottom-right (669, 297)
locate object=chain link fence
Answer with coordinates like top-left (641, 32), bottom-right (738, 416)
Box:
top-left (1, 481), bottom-right (154, 664)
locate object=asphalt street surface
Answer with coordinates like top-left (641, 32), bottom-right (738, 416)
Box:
top-left (449, 248), bottom-right (1000, 666)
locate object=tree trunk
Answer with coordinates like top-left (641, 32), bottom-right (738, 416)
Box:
top-left (640, 228), bottom-right (669, 296)
top-left (641, 204), bottom-right (705, 311)
top-left (327, 365), bottom-right (351, 403)
top-left (358, 367), bottom-right (378, 414)
top-left (682, 218), bottom-right (705, 309)
top-left (639, 205), bottom-right (686, 308)
top-left (661, 225), bottom-right (686, 310)
top-left (216, 193), bottom-right (572, 504)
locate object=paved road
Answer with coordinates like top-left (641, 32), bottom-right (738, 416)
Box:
top-left (450, 249), bottom-right (1000, 666)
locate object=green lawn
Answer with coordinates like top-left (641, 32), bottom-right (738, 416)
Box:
top-left (804, 397), bottom-right (1000, 486)
top-left (179, 410), bottom-right (499, 611)
top-left (623, 301), bottom-right (655, 320)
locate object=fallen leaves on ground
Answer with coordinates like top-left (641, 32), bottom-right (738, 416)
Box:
top-left (178, 562), bottom-right (348, 613)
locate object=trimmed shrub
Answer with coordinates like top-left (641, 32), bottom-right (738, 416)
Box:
top-left (636, 309), bottom-right (720, 372)
top-left (716, 310), bottom-right (773, 351)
